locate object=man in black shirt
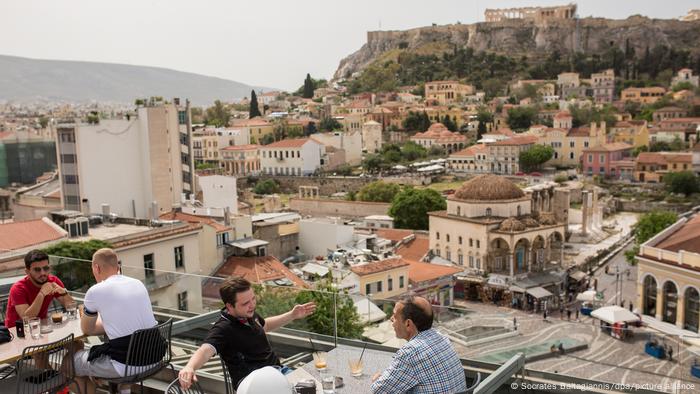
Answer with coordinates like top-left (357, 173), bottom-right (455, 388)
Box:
top-left (178, 276), bottom-right (315, 389)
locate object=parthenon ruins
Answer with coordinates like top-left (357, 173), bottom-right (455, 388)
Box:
top-left (485, 3), bottom-right (577, 23)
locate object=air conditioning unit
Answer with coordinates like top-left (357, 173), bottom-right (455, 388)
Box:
top-left (64, 219), bottom-right (79, 238)
top-left (77, 217), bottom-right (89, 236)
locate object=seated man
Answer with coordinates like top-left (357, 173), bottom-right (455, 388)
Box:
top-left (4, 250), bottom-right (74, 328)
top-left (178, 276), bottom-right (315, 389)
top-left (72, 248), bottom-right (158, 394)
top-left (371, 296), bottom-right (466, 394)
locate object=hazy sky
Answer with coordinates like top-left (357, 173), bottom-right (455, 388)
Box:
top-left (2, 1), bottom-right (697, 91)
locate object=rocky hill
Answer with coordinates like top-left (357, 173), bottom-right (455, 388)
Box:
top-left (334, 16), bottom-right (700, 81)
top-left (0, 55), bottom-right (274, 106)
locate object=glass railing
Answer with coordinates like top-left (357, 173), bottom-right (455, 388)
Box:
top-left (0, 254), bottom-right (696, 393)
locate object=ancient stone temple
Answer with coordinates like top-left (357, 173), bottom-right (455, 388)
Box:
top-left (484, 3), bottom-right (577, 23)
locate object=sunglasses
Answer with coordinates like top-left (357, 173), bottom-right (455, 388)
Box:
top-left (32, 266), bottom-right (51, 273)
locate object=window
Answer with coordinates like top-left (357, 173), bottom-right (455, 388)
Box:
top-left (377, 281), bottom-right (382, 292)
top-left (469, 255), bottom-right (474, 268)
top-left (217, 232), bottom-right (230, 247)
top-left (588, 154), bottom-right (593, 163)
top-left (458, 236), bottom-right (462, 245)
top-left (569, 141), bottom-right (575, 148)
top-left (469, 238), bottom-right (473, 247)
top-left (446, 234), bottom-right (450, 242)
top-left (143, 254), bottom-right (154, 282)
top-left (436, 232), bottom-right (440, 240)
top-left (60, 154), bottom-right (76, 164)
top-left (177, 291), bottom-right (188, 311)
top-left (458, 253), bottom-right (464, 265)
top-left (388, 277), bottom-right (393, 291)
top-left (485, 208), bottom-right (492, 216)
top-left (584, 141), bottom-right (589, 148)
top-left (495, 256), bottom-right (503, 270)
top-left (570, 152), bottom-right (574, 159)
top-left (174, 246), bottom-right (184, 269)
top-left (476, 240), bottom-right (480, 248)
top-left (64, 174), bottom-right (78, 184)
top-left (476, 257), bottom-right (481, 269)
top-left (600, 154), bottom-right (605, 163)
top-left (457, 206), bottom-right (461, 216)
top-left (178, 111), bottom-right (187, 125)
top-left (600, 167), bottom-right (605, 173)
top-left (399, 276), bottom-right (404, 288)
top-left (446, 249), bottom-right (451, 261)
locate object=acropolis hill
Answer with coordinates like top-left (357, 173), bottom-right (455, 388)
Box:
top-left (333, 4), bottom-right (700, 80)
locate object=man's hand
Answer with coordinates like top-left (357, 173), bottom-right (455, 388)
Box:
top-left (291, 302), bottom-right (316, 320)
top-left (178, 366), bottom-right (197, 390)
top-left (40, 283), bottom-right (55, 297)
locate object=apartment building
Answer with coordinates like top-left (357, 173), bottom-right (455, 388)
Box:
top-left (424, 81), bottom-right (474, 105)
top-left (220, 144), bottom-right (260, 176)
top-left (621, 87), bottom-right (667, 104)
top-left (55, 99), bottom-right (195, 217)
top-left (260, 138), bottom-right (325, 176)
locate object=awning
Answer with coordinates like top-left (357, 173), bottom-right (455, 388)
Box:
top-left (526, 286), bottom-right (553, 299)
top-left (228, 238), bottom-right (269, 249)
top-left (591, 306), bottom-right (640, 324)
top-left (569, 270), bottom-right (588, 282)
top-left (510, 285), bottom-right (527, 293)
top-left (301, 262), bottom-right (330, 277)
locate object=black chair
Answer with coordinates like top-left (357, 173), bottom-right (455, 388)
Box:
top-left (103, 319), bottom-right (174, 394)
top-left (220, 358), bottom-right (235, 394)
top-left (165, 378), bottom-right (205, 394)
top-left (11, 333), bottom-right (80, 394)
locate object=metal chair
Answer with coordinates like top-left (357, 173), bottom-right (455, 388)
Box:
top-left (220, 358), bottom-right (235, 394)
top-left (12, 333), bottom-right (79, 394)
top-left (103, 319), bottom-right (174, 394)
top-left (165, 378), bottom-right (205, 394)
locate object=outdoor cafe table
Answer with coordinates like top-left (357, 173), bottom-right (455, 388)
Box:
top-left (287, 344), bottom-right (395, 393)
top-left (0, 316), bottom-right (86, 364)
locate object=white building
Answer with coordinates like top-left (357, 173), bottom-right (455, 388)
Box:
top-left (298, 217), bottom-right (355, 259)
top-left (311, 131), bottom-right (363, 166)
top-left (260, 138), bottom-right (324, 176)
top-left (362, 120), bottom-right (383, 154)
top-left (671, 68), bottom-right (699, 88)
top-left (198, 175), bottom-right (238, 215)
top-left (55, 100), bottom-right (195, 218)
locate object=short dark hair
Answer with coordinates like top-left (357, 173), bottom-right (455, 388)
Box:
top-left (219, 276), bottom-right (252, 306)
top-left (399, 296), bottom-right (433, 332)
top-left (24, 250), bottom-right (49, 269)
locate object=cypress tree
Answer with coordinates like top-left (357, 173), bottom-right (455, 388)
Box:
top-left (302, 73), bottom-right (314, 99)
top-left (249, 90), bottom-right (262, 118)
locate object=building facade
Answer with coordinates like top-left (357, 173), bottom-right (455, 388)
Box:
top-left (260, 138), bottom-right (325, 176)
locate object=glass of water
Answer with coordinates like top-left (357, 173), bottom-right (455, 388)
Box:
top-left (320, 372), bottom-right (335, 394)
top-left (28, 318), bottom-right (41, 339)
top-left (66, 302), bottom-right (78, 320)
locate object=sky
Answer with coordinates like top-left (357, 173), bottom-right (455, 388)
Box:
top-left (2, 0), bottom-right (698, 91)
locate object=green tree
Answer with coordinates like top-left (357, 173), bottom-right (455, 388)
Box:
top-left (476, 108), bottom-right (494, 139)
top-left (362, 154), bottom-right (385, 173)
top-left (506, 106), bottom-right (537, 131)
top-left (319, 117), bottom-right (343, 132)
top-left (294, 278), bottom-right (364, 339)
top-left (519, 145), bottom-right (554, 172)
top-left (401, 141), bottom-right (427, 161)
top-left (389, 188), bottom-right (446, 230)
top-left (302, 73), bottom-right (315, 98)
top-left (672, 81), bottom-right (694, 92)
top-left (205, 100), bottom-right (231, 127)
top-left (441, 115), bottom-right (457, 132)
top-left (254, 179), bottom-right (279, 194)
top-left (249, 90), bottom-right (262, 118)
top-left (333, 164), bottom-right (354, 176)
top-left (357, 181), bottom-right (402, 203)
top-left (38, 116), bottom-right (49, 129)
top-left (664, 171), bottom-right (700, 195)
top-left (260, 134), bottom-right (275, 145)
top-left (625, 210), bottom-right (678, 265)
top-left (632, 145), bottom-right (648, 157)
top-left (43, 240), bottom-right (113, 291)
top-left (402, 111), bottom-right (431, 132)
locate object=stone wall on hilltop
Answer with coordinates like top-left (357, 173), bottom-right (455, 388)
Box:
top-left (333, 16), bottom-right (700, 81)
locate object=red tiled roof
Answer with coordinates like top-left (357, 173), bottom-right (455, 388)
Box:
top-left (567, 127), bottom-right (590, 137)
top-left (492, 135), bottom-right (538, 146)
top-left (350, 258), bottom-right (410, 276)
top-left (451, 144), bottom-right (487, 157)
top-left (215, 255), bottom-right (308, 288)
top-left (375, 229), bottom-right (414, 243)
top-left (396, 235), bottom-right (430, 263)
top-left (554, 111), bottom-right (572, 119)
top-left (0, 219), bottom-right (66, 251)
top-left (159, 211), bottom-right (231, 233)
top-left (263, 138), bottom-right (314, 148)
top-left (408, 261), bottom-right (462, 283)
top-left (584, 142), bottom-right (633, 152)
top-left (232, 117), bottom-right (270, 127)
top-left (656, 214), bottom-right (700, 254)
top-left (221, 144), bottom-right (260, 151)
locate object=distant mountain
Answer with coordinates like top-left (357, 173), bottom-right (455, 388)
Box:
top-left (0, 55), bottom-right (276, 106)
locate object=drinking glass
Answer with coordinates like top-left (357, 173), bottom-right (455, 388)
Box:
top-left (320, 372), bottom-right (335, 394)
top-left (312, 351), bottom-right (327, 371)
top-left (40, 318), bottom-right (53, 334)
top-left (51, 311), bottom-right (64, 326)
top-left (28, 318), bottom-right (41, 339)
top-left (66, 303), bottom-right (78, 320)
top-left (22, 318), bottom-right (31, 338)
top-left (348, 359), bottom-right (363, 377)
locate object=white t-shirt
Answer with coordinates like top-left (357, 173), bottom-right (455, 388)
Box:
top-left (84, 274), bottom-right (157, 374)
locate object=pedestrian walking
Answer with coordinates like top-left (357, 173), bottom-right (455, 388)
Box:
top-left (575, 309), bottom-right (580, 322)
top-left (513, 316), bottom-right (517, 331)
top-left (543, 309), bottom-right (548, 321)
top-left (668, 346), bottom-right (674, 362)
top-left (567, 309), bottom-right (572, 321)
top-left (620, 299), bottom-right (625, 308)
top-left (605, 266), bottom-right (609, 274)
top-left (559, 305), bottom-right (564, 319)
top-left (628, 302), bottom-right (633, 312)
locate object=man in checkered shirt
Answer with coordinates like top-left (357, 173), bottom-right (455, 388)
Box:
top-left (371, 296), bottom-right (466, 394)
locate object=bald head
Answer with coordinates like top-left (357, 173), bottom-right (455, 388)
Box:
top-left (92, 248), bottom-right (119, 269)
top-left (399, 296), bottom-right (434, 332)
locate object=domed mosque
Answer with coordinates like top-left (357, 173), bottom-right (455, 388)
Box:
top-left (428, 174), bottom-right (570, 307)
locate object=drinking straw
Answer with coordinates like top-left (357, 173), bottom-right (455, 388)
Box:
top-left (359, 342), bottom-right (368, 361)
top-left (308, 337), bottom-right (318, 353)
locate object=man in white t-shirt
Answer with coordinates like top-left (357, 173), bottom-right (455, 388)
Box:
top-left (72, 248), bottom-right (158, 394)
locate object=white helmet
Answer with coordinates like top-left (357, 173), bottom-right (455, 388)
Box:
top-left (236, 366), bottom-right (294, 394)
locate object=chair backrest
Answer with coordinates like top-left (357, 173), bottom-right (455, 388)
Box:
top-left (220, 357), bottom-right (235, 394)
top-left (166, 378), bottom-right (205, 394)
top-left (122, 318), bottom-right (173, 379)
top-left (16, 333), bottom-right (75, 394)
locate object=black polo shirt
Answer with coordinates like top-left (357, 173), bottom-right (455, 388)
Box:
top-left (204, 310), bottom-right (281, 387)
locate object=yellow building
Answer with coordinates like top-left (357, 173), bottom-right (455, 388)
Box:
top-left (350, 258), bottom-right (410, 299)
top-left (634, 152), bottom-right (692, 183)
top-left (636, 214), bottom-right (700, 334)
top-left (608, 120), bottom-right (649, 148)
top-left (621, 87), bottom-right (667, 104)
top-left (232, 117), bottom-right (274, 143)
top-left (425, 80), bottom-right (474, 105)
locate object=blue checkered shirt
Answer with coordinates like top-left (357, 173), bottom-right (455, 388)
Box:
top-left (371, 328), bottom-right (466, 394)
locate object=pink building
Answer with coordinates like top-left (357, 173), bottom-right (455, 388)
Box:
top-left (582, 143), bottom-right (633, 178)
